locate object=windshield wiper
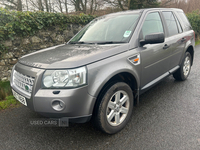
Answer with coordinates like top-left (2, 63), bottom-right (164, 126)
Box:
top-left (69, 41), bottom-right (127, 45)
top-left (69, 41), bottom-right (94, 44)
top-left (95, 41), bottom-right (127, 44)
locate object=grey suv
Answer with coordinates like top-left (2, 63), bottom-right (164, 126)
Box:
top-left (10, 8), bottom-right (195, 134)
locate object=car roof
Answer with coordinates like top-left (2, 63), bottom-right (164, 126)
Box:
top-left (142, 8), bottom-right (183, 12)
top-left (105, 8), bottom-right (183, 16)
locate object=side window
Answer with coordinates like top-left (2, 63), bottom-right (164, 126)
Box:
top-left (141, 12), bottom-right (164, 39)
top-left (178, 12), bottom-right (192, 31)
top-left (162, 11), bottom-right (179, 36)
top-left (174, 14), bottom-right (183, 33)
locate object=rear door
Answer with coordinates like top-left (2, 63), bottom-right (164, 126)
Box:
top-left (161, 11), bottom-right (186, 71)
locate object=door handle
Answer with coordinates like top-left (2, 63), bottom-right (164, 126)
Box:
top-left (181, 38), bottom-right (186, 42)
top-left (163, 44), bottom-right (170, 50)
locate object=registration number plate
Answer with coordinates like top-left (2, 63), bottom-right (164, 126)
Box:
top-left (12, 89), bottom-right (27, 106)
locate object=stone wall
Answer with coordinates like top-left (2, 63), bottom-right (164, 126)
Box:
top-left (0, 24), bottom-right (83, 81)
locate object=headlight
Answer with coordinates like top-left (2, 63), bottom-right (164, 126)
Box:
top-left (42, 67), bottom-right (87, 88)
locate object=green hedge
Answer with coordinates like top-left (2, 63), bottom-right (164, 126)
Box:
top-left (0, 8), bottom-right (96, 42)
top-left (187, 11), bottom-right (200, 39)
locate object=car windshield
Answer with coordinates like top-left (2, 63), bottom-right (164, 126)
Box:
top-left (69, 13), bottom-right (140, 44)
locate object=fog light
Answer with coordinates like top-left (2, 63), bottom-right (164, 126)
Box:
top-left (52, 100), bottom-right (65, 111)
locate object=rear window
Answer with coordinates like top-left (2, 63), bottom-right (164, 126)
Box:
top-left (174, 14), bottom-right (183, 33)
top-left (162, 11), bottom-right (179, 37)
top-left (177, 12), bottom-right (192, 31)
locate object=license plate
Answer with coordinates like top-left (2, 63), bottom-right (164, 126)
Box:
top-left (12, 89), bottom-right (27, 106)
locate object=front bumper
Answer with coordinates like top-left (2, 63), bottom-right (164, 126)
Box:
top-left (11, 63), bottom-right (96, 123)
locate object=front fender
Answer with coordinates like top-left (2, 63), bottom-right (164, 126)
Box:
top-left (87, 50), bottom-right (141, 98)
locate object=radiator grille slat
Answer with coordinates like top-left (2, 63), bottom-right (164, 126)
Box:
top-left (13, 70), bottom-right (35, 96)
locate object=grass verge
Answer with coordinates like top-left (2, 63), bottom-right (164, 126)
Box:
top-left (195, 39), bottom-right (200, 46)
top-left (0, 96), bottom-right (21, 110)
top-left (0, 81), bottom-right (12, 100)
top-left (0, 81), bottom-right (21, 110)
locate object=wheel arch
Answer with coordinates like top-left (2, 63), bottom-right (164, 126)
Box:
top-left (186, 45), bottom-right (194, 66)
top-left (92, 72), bottom-right (139, 115)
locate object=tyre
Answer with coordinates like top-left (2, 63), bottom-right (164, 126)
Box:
top-left (94, 82), bottom-right (133, 134)
top-left (173, 52), bottom-right (192, 81)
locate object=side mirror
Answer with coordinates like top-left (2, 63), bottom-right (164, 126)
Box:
top-left (140, 33), bottom-right (165, 46)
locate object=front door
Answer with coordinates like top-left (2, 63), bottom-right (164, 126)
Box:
top-left (139, 11), bottom-right (171, 89)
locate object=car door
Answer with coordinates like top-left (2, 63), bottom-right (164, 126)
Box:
top-left (139, 11), bottom-right (171, 89)
top-left (161, 11), bottom-right (186, 71)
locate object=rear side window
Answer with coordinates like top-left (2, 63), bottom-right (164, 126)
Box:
top-left (162, 11), bottom-right (179, 37)
top-left (177, 12), bottom-right (192, 31)
top-left (174, 14), bottom-right (183, 33)
top-left (141, 12), bottom-right (164, 39)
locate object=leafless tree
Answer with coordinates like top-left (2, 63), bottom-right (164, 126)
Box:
top-left (0, 0), bottom-right (22, 11)
top-left (68, 0), bottom-right (103, 14)
top-left (160, 0), bottom-right (200, 13)
top-left (44, 0), bottom-right (49, 12)
top-left (104, 0), bottom-right (160, 11)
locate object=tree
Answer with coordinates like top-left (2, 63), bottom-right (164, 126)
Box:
top-left (17, 0), bottom-right (22, 11)
top-left (64, 0), bottom-right (68, 13)
top-left (68, 0), bottom-right (103, 14)
top-left (0, 0), bottom-right (22, 11)
top-left (38, 0), bottom-right (44, 11)
top-left (0, 0), bottom-right (160, 14)
top-left (104, 0), bottom-right (159, 11)
top-left (160, 0), bottom-right (200, 13)
top-left (129, 0), bottom-right (159, 9)
top-left (44, 0), bottom-right (49, 12)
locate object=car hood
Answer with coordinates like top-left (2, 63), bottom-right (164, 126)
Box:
top-left (18, 44), bottom-right (129, 69)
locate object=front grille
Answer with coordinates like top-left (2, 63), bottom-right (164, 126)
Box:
top-left (13, 70), bottom-right (35, 96)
